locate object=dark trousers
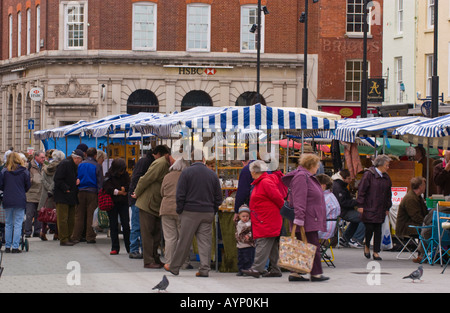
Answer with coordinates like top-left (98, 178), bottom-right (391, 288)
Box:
top-left (238, 246), bottom-right (255, 272)
top-left (139, 209), bottom-right (162, 265)
top-left (296, 230), bottom-right (323, 276)
top-left (107, 202), bottom-right (130, 253)
top-left (364, 222), bottom-right (382, 253)
top-left (72, 191), bottom-right (98, 242)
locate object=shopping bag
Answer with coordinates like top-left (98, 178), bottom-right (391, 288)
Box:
top-left (381, 215), bottom-right (393, 250)
top-left (278, 225), bottom-right (317, 274)
top-left (97, 207), bottom-right (110, 229)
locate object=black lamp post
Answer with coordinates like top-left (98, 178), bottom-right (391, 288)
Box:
top-left (361, 0), bottom-right (369, 118)
top-left (431, 0), bottom-right (439, 118)
top-left (299, 0), bottom-right (319, 109)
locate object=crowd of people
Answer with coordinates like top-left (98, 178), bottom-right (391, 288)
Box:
top-left (0, 142), bottom-right (448, 281)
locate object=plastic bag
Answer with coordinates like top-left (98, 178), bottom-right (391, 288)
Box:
top-left (381, 215), bottom-right (393, 250)
top-left (92, 208), bottom-right (99, 228)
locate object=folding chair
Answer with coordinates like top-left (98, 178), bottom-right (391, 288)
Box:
top-left (395, 234), bottom-right (419, 260)
top-left (320, 239), bottom-right (335, 268)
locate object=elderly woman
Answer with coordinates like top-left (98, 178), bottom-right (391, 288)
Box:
top-left (357, 154), bottom-right (392, 261)
top-left (38, 150), bottom-right (65, 241)
top-left (241, 160), bottom-right (284, 278)
top-left (160, 158), bottom-right (191, 269)
top-left (282, 154), bottom-right (328, 282)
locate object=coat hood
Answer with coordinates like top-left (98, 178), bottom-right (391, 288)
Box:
top-left (281, 167), bottom-right (308, 188)
top-left (2, 165), bottom-right (27, 176)
top-left (44, 160), bottom-right (60, 175)
top-left (331, 172), bottom-right (344, 181)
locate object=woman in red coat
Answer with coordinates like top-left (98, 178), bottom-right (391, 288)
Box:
top-left (241, 160), bottom-right (284, 278)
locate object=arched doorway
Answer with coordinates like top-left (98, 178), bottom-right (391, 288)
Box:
top-left (181, 90), bottom-right (213, 112)
top-left (127, 89), bottom-right (159, 114)
top-left (235, 91), bottom-right (266, 106)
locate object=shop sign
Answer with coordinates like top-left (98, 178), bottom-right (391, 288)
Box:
top-left (367, 78), bottom-right (384, 102)
top-left (178, 67), bottom-right (217, 76)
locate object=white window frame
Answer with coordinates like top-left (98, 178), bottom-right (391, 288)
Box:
top-left (427, 0), bottom-right (435, 29)
top-left (17, 11), bottom-right (21, 57)
top-left (345, 59), bottom-right (370, 102)
top-left (346, 0), bottom-right (372, 36)
top-left (186, 3), bottom-right (211, 52)
top-left (426, 54), bottom-right (434, 97)
top-left (27, 9), bottom-right (31, 55)
top-left (240, 5), bottom-right (265, 53)
top-left (9, 14), bottom-right (13, 59)
top-left (397, 0), bottom-right (403, 34)
top-left (36, 5), bottom-right (40, 53)
top-left (62, 1), bottom-right (88, 50)
top-left (395, 57), bottom-right (404, 103)
top-left (132, 2), bottom-right (157, 51)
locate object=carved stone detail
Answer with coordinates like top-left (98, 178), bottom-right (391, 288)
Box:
top-left (54, 77), bottom-right (91, 98)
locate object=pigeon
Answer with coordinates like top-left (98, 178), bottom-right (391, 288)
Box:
top-left (152, 275), bottom-right (169, 292)
top-left (403, 266), bottom-right (423, 282)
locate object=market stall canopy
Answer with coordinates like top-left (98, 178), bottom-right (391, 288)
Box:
top-left (34, 114), bottom-right (129, 140)
top-left (325, 116), bottom-right (429, 143)
top-left (81, 112), bottom-right (166, 137)
top-left (393, 113), bottom-right (450, 149)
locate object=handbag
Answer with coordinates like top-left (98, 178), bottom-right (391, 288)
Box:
top-left (97, 208), bottom-right (110, 229)
top-left (98, 188), bottom-right (114, 212)
top-left (278, 225), bottom-right (317, 274)
top-left (38, 198), bottom-right (57, 224)
top-left (280, 188), bottom-right (294, 221)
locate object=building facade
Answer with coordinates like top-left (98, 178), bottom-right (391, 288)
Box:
top-left (0, 0), bottom-right (324, 152)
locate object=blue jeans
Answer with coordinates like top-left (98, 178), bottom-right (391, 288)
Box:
top-left (4, 207), bottom-right (25, 249)
top-left (129, 205), bottom-right (142, 253)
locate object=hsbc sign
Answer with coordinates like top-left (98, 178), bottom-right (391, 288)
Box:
top-left (30, 87), bottom-right (44, 102)
top-left (178, 67), bottom-right (217, 76)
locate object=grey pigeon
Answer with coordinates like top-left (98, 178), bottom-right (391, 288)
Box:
top-left (403, 266), bottom-right (423, 282)
top-left (152, 275), bottom-right (169, 292)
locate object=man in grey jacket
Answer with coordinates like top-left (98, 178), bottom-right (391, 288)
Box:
top-left (166, 150), bottom-right (222, 277)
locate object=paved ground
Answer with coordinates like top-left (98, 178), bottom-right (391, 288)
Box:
top-left (0, 232), bottom-right (449, 295)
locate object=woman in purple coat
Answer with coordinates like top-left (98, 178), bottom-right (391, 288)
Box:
top-left (282, 154), bottom-right (328, 282)
top-left (357, 155), bottom-right (392, 261)
top-left (0, 152), bottom-right (31, 253)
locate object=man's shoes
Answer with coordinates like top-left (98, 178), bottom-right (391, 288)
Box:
top-left (412, 256), bottom-right (423, 263)
top-left (86, 240), bottom-right (96, 244)
top-left (349, 239), bottom-right (364, 249)
top-left (241, 269), bottom-right (261, 278)
top-left (129, 251), bottom-right (143, 259)
top-left (39, 232), bottom-right (48, 241)
top-left (60, 241), bottom-right (76, 246)
top-left (144, 263), bottom-right (163, 269)
top-left (164, 264), bottom-right (179, 276)
top-left (262, 271), bottom-right (282, 277)
top-left (196, 272), bottom-right (209, 277)
top-left (310, 275), bottom-right (330, 282)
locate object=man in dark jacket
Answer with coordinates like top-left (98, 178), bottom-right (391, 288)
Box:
top-left (54, 149), bottom-right (83, 246)
top-left (166, 150), bottom-right (222, 277)
top-left (332, 169), bottom-right (365, 248)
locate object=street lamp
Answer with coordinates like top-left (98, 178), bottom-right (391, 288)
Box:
top-left (299, 0), bottom-right (319, 109)
top-left (250, 1), bottom-right (269, 104)
top-left (432, 0), bottom-right (439, 117)
top-left (361, 0), bottom-right (369, 118)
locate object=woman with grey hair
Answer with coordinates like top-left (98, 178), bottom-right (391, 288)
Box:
top-left (37, 150), bottom-right (65, 241)
top-left (242, 160), bottom-right (284, 278)
top-left (160, 158), bottom-right (191, 268)
top-left (357, 154), bottom-right (392, 261)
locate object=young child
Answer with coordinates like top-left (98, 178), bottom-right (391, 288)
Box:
top-left (235, 205), bottom-right (255, 276)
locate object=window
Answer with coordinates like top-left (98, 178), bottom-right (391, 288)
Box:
top-left (127, 89), bottom-right (159, 114)
top-left (64, 2), bottom-right (87, 50)
top-left (235, 92), bottom-right (266, 106)
top-left (426, 55), bottom-right (434, 97)
top-left (27, 9), bottom-right (31, 55)
top-left (17, 11), bottom-right (21, 57)
top-left (241, 5), bottom-right (264, 53)
top-left (9, 15), bottom-right (13, 59)
top-left (186, 4), bottom-right (210, 51)
top-left (345, 60), bottom-right (366, 102)
top-left (132, 2), bottom-right (157, 51)
top-left (181, 90), bottom-right (212, 111)
top-left (428, 0), bottom-right (435, 29)
top-left (346, 0), bottom-right (372, 35)
top-left (397, 0), bottom-right (403, 34)
top-left (395, 57), bottom-right (404, 103)
top-left (36, 5), bottom-right (40, 52)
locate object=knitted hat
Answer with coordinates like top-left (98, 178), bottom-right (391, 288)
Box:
top-left (76, 143), bottom-right (88, 153)
top-left (238, 205), bottom-right (250, 215)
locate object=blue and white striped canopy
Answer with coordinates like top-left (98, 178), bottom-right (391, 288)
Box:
top-left (82, 112), bottom-right (165, 137)
top-left (326, 116), bottom-right (428, 143)
top-left (133, 104), bottom-right (338, 138)
top-left (393, 114), bottom-right (450, 149)
top-left (34, 114), bottom-right (130, 140)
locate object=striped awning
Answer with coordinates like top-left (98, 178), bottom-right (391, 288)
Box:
top-left (82, 112), bottom-right (165, 137)
top-left (393, 113), bottom-right (450, 149)
top-left (325, 116), bottom-right (429, 143)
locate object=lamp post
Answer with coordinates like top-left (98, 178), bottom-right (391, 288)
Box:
top-left (431, 0), bottom-right (439, 118)
top-left (299, 0), bottom-right (318, 109)
top-left (361, 0), bottom-right (369, 118)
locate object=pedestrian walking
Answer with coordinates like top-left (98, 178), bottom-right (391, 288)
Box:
top-left (0, 152), bottom-right (31, 253)
top-left (25, 150), bottom-right (45, 238)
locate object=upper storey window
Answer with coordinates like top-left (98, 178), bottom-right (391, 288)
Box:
top-left (62, 1), bottom-right (87, 50)
top-left (186, 4), bottom-right (210, 52)
top-left (132, 2), bottom-right (157, 51)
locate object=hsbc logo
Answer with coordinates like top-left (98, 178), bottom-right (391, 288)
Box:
top-left (178, 67), bottom-right (217, 75)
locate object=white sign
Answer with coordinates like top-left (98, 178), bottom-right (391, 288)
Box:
top-left (392, 187), bottom-right (408, 205)
top-left (30, 87), bottom-right (43, 102)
